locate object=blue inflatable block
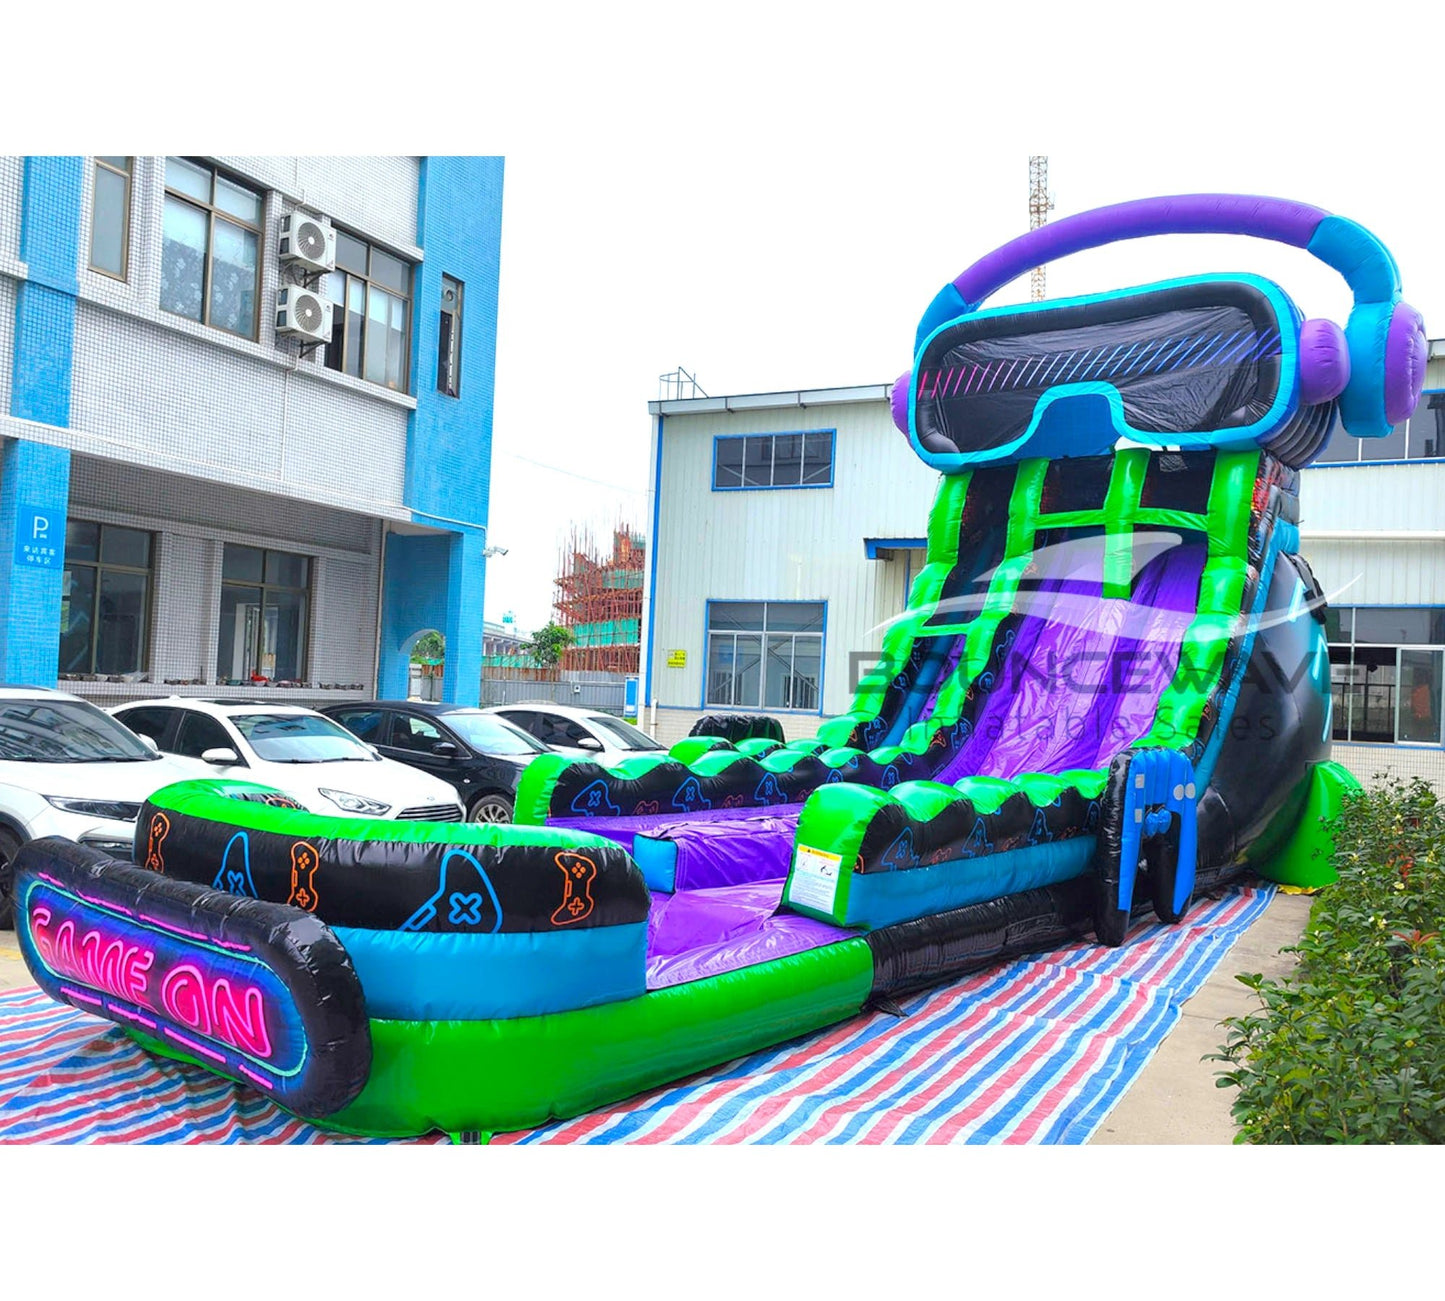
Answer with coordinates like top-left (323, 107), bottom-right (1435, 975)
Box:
top-left (631, 835), bottom-right (677, 893)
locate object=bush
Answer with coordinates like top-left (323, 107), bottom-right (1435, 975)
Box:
top-left (1209, 777), bottom-right (1445, 1143)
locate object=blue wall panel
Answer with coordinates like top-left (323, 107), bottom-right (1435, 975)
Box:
top-left (4, 155), bottom-right (83, 687)
top-left (378, 533), bottom-right (452, 700)
top-left (378, 156), bottom-right (504, 707)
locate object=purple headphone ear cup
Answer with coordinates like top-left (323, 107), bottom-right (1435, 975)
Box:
top-left (1298, 318), bottom-right (1350, 405)
top-left (891, 371), bottom-right (912, 434)
top-left (1384, 301), bottom-right (1428, 424)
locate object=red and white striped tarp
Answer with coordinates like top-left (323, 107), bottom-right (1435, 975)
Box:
top-left (0, 885), bottom-right (1272, 1144)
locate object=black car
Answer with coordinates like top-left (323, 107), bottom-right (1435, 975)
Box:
top-left (320, 701), bottom-right (548, 823)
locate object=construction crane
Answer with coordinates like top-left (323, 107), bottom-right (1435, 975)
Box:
top-left (1028, 156), bottom-right (1055, 302)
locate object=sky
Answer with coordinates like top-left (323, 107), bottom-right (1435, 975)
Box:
top-left (471, 4), bottom-right (1445, 632)
top-left (9, 1), bottom-right (1443, 637)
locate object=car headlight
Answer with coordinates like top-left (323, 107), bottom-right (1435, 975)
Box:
top-left (317, 788), bottom-right (391, 816)
top-left (44, 796), bottom-right (143, 822)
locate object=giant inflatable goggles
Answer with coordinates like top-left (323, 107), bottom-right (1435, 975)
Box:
top-left (892, 194), bottom-right (1427, 471)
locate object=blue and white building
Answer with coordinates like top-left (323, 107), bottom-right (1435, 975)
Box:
top-left (642, 348), bottom-right (1445, 787)
top-left (0, 155), bottom-right (502, 707)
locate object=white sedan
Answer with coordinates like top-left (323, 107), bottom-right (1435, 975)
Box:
top-left (108, 698), bottom-right (464, 822)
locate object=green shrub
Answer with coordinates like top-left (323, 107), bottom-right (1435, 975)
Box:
top-left (1209, 777), bottom-right (1445, 1143)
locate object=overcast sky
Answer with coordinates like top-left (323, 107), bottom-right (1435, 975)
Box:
top-left (474, 4), bottom-right (1444, 633)
top-left (14, 3), bottom-right (1444, 636)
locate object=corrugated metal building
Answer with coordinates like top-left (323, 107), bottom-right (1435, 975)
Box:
top-left (642, 346), bottom-right (1445, 787)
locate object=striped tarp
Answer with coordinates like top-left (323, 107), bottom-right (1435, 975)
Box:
top-left (0, 885), bottom-right (1271, 1144)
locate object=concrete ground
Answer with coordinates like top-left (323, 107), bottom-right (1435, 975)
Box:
top-left (0, 928), bottom-right (32, 992)
top-left (0, 893), bottom-right (1311, 1142)
top-left (1091, 891), bottom-right (1313, 1144)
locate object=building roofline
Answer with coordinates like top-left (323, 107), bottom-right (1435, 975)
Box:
top-left (650, 336), bottom-right (1445, 417)
top-left (648, 383), bottom-right (891, 416)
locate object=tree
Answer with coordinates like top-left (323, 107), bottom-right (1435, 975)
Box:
top-left (523, 621), bottom-right (574, 670)
top-left (410, 631), bottom-right (445, 663)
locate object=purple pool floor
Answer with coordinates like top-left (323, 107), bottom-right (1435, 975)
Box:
top-left (645, 879), bottom-right (853, 991)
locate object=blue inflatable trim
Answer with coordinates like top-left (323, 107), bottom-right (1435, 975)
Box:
top-left (841, 836), bottom-right (1094, 930)
top-left (332, 922), bottom-right (648, 1021)
top-left (907, 273), bottom-right (1302, 472)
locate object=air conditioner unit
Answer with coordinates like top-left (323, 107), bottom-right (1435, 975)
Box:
top-left (279, 212), bottom-right (336, 273)
top-left (275, 286), bottom-right (333, 343)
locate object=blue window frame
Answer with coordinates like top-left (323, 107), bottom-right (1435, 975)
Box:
top-left (712, 431), bottom-right (835, 490)
top-left (704, 600), bottom-right (825, 711)
top-left (1312, 389), bottom-right (1445, 466)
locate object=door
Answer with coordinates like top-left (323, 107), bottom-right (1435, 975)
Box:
top-left (381, 711), bottom-right (464, 783)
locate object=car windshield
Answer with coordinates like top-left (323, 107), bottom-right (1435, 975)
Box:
top-left (443, 711), bottom-right (547, 755)
top-left (0, 700), bottom-right (160, 763)
top-left (586, 715), bottom-right (664, 751)
top-left (232, 713), bottom-right (375, 763)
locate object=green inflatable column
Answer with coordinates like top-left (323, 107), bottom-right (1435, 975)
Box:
top-left (1252, 760), bottom-right (1361, 889)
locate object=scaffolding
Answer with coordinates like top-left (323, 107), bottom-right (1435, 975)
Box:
top-left (1028, 155), bottom-right (1055, 302)
top-left (553, 522), bottom-right (646, 674)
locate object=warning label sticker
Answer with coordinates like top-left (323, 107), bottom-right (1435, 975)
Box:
top-left (787, 844), bottom-right (844, 915)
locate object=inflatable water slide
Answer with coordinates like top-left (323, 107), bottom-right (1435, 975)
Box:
top-left (13, 194), bottom-right (1424, 1138)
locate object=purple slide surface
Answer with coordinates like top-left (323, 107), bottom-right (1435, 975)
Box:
top-left (935, 539), bottom-right (1205, 784)
top-left (648, 812), bottom-right (801, 890)
top-left (548, 802), bottom-right (799, 856)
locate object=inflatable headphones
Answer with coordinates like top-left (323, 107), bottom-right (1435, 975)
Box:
top-left (893, 194), bottom-right (1427, 466)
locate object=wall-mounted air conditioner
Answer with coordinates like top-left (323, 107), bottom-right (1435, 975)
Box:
top-left (275, 285), bottom-right (333, 343)
top-left (279, 212), bottom-right (336, 274)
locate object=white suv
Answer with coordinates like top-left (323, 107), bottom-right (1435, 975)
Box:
top-left (0, 686), bottom-right (202, 929)
top-left (484, 702), bottom-right (665, 766)
top-left (108, 697), bottom-right (464, 824)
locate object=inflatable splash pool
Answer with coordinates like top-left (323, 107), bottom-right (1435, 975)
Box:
top-left (13, 192), bottom-right (1418, 1138)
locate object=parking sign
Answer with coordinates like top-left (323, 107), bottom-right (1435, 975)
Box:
top-left (14, 505), bottom-right (59, 569)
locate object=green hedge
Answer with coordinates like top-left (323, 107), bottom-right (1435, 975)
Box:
top-left (1211, 778), bottom-right (1445, 1143)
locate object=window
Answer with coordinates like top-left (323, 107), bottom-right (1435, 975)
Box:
top-left (587, 715), bottom-right (664, 751)
top-left (706, 602), bottom-right (823, 710)
top-left (329, 708), bottom-right (388, 744)
top-left (438, 276), bottom-right (463, 397)
top-left (60, 522), bottom-right (153, 677)
top-left (115, 706), bottom-right (179, 751)
top-left (0, 700), bottom-right (156, 763)
top-left (231, 713), bottom-right (368, 762)
top-left (216, 546), bottom-right (310, 685)
top-left (324, 230), bottom-right (412, 392)
top-left (160, 158), bottom-right (263, 339)
top-left (1312, 390), bottom-right (1445, 464)
top-left (1327, 605), bottom-right (1445, 745)
top-left (443, 712), bottom-right (547, 756)
top-left (89, 156), bottom-right (132, 280)
top-left (174, 713), bottom-right (237, 761)
top-left (713, 432), bottom-right (835, 489)
top-left (534, 714), bottom-right (592, 749)
top-left (394, 713), bottom-right (444, 753)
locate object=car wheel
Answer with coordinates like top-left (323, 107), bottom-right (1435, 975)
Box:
top-left (468, 794), bottom-right (514, 824)
top-left (0, 826), bottom-right (22, 931)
